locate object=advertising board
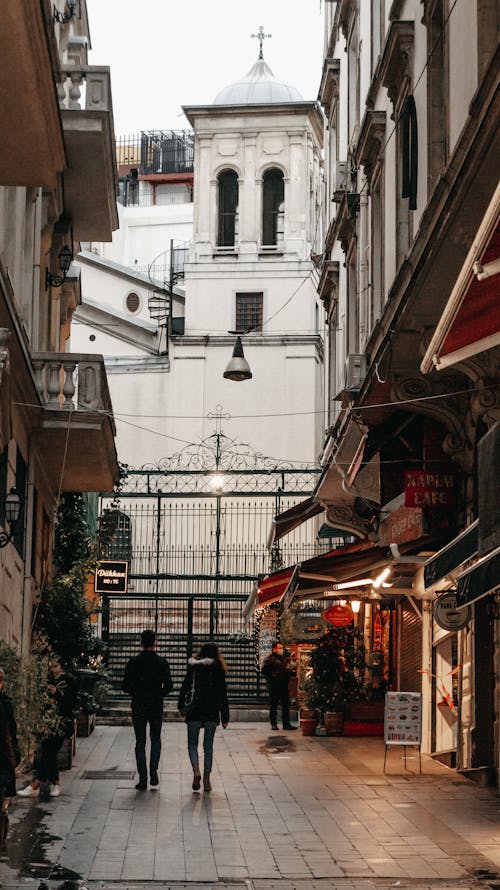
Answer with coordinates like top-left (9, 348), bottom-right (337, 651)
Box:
top-left (384, 691), bottom-right (422, 746)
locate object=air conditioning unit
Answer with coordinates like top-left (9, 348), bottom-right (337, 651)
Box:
top-left (344, 353), bottom-right (367, 391)
top-left (332, 161), bottom-right (348, 203)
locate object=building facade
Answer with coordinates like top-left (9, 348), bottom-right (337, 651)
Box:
top-left (0, 0), bottom-right (119, 653)
top-left (310, 0), bottom-right (499, 782)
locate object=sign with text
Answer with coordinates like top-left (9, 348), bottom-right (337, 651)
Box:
top-left (95, 560), bottom-right (129, 594)
top-left (259, 610), bottom-right (278, 667)
top-left (379, 505), bottom-right (425, 546)
top-left (322, 603), bottom-right (353, 627)
top-left (405, 471), bottom-right (456, 508)
top-left (384, 691), bottom-right (422, 745)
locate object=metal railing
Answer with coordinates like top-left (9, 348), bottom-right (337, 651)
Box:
top-left (116, 130), bottom-right (194, 175)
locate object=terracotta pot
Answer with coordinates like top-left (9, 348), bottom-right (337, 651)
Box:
top-left (300, 717), bottom-right (318, 736)
top-left (324, 711), bottom-right (344, 736)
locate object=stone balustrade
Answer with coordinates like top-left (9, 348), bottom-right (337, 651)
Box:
top-left (33, 353), bottom-right (115, 429)
top-left (58, 65), bottom-right (112, 113)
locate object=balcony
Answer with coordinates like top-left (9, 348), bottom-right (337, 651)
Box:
top-left (0, 0), bottom-right (65, 186)
top-left (59, 65), bottom-right (119, 241)
top-left (116, 130), bottom-right (194, 177)
top-left (32, 353), bottom-right (119, 492)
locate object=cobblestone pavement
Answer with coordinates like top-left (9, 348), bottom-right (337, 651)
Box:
top-left (0, 724), bottom-right (499, 889)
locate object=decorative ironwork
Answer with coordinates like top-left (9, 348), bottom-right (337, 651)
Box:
top-left (251, 25), bottom-right (272, 60)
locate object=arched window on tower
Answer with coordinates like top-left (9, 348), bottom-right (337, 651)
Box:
top-left (262, 168), bottom-right (285, 247)
top-left (217, 170), bottom-right (239, 247)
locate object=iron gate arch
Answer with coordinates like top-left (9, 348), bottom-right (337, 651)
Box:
top-left (100, 421), bottom-right (321, 700)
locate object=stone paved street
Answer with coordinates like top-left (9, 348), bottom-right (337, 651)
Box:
top-left (0, 723), bottom-right (499, 890)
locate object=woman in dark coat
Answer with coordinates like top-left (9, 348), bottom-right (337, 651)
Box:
top-left (178, 643), bottom-right (229, 792)
top-left (0, 667), bottom-right (20, 801)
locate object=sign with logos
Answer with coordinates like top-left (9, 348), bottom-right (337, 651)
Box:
top-left (405, 471), bottom-right (456, 508)
top-left (322, 603), bottom-right (353, 627)
top-left (94, 560), bottom-right (129, 594)
top-left (259, 609), bottom-right (278, 667)
top-left (384, 691), bottom-right (422, 745)
top-left (433, 591), bottom-right (471, 631)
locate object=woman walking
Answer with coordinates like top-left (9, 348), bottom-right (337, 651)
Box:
top-left (178, 643), bottom-right (229, 792)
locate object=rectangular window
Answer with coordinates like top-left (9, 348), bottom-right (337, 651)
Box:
top-left (235, 292), bottom-right (263, 333)
top-left (370, 167), bottom-right (384, 327)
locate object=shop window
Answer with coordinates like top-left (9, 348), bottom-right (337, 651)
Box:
top-left (235, 292), bottom-right (263, 333)
top-left (217, 170), bottom-right (239, 247)
top-left (262, 169), bottom-right (284, 246)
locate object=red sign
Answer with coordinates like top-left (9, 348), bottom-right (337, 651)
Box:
top-left (404, 471), bottom-right (456, 508)
top-left (322, 604), bottom-right (353, 627)
top-left (379, 506), bottom-right (425, 545)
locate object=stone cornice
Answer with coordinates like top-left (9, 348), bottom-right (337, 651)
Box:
top-left (355, 110), bottom-right (386, 178)
top-left (317, 260), bottom-right (340, 310)
top-left (335, 0), bottom-right (357, 40)
top-left (330, 194), bottom-right (358, 254)
top-left (378, 21), bottom-right (414, 108)
top-left (318, 58), bottom-right (341, 113)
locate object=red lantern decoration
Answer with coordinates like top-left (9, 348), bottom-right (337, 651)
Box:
top-left (322, 603), bottom-right (353, 627)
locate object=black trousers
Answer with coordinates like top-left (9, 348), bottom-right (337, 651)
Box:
top-left (268, 682), bottom-right (291, 728)
top-left (131, 699), bottom-right (163, 781)
top-left (35, 734), bottom-right (65, 783)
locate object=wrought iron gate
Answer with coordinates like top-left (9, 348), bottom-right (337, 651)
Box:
top-left (100, 422), bottom-right (320, 699)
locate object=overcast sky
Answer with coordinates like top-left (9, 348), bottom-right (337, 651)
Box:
top-left (86, 0), bottom-right (325, 136)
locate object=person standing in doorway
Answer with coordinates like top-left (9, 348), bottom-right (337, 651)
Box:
top-left (122, 629), bottom-right (173, 790)
top-left (261, 642), bottom-right (297, 731)
top-left (178, 643), bottom-right (229, 793)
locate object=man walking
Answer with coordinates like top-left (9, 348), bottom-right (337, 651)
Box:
top-left (261, 642), bottom-right (297, 731)
top-left (122, 629), bottom-right (173, 790)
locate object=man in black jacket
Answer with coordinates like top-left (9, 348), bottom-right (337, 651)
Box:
top-left (261, 643), bottom-right (297, 731)
top-left (122, 629), bottom-right (173, 790)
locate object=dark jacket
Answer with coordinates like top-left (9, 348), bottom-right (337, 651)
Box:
top-left (178, 657), bottom-right (229, 725)
top-left (122, 650), bottom-right (173, 703)
top-left (0, 691), bottom-right (20, 797)
top-left (261, 652), bottom-right (292, 688)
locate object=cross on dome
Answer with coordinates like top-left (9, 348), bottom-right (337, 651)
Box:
top-left (251, 25), bottom-right (272, 60)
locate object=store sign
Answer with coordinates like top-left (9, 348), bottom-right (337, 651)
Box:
top-left (259, 610), bottom-right (278, 666)
top-left (379, 506), bottom-right (425, 545)
top-left (94, 560), bottom-right (129, 594)
top-left (292, 612), bottom-right (328, 641)
top-left (322, 604), bottom-right (353, 626)
top-left (433, 591), bottom-right (471, 631)
top-left (384, 691), bottom-right (422, 745)
top-left (405, 471), bottom-right (456, 508)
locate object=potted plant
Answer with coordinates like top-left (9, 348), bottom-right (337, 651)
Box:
top-left (307, 625), bottom-right (367, 735)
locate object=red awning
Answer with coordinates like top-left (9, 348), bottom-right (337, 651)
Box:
top-left (256, 567), bottom-right (294, 607)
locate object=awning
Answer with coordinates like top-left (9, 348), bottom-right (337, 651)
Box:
top-left (267, 496), bottom-right (324, 548)
top-left (456, 545), bottom-right (500, 607)
top-left (421, 185), bottom-right (500, 373)
top-left (424, 521), bottom-right (479, 588)
top-left (255, 566), bottom-right (294, 608)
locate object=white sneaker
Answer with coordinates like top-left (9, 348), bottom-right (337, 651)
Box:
top-left (50, 784), bottom-right (61, 797)
top-left (17, 784), bottom-right (40, 797)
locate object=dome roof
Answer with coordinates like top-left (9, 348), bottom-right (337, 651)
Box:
top-left (213, 58), bottom-right (303, 105)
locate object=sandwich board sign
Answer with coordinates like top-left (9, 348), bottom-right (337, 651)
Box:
top-left (95, 560), bottom-right (129, 594)
top-left (384, 691), bottom-right (423, 773)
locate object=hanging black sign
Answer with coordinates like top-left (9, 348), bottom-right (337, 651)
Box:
top-left (95, 560), bottom-right (129, 594)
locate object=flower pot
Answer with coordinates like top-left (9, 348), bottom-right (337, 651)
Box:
top-left (76, 710), bottom-right (96, 737)
top-left (300, 717), bottom-right (318, 736)
top-left (324, 711), bottom-right (344, 736)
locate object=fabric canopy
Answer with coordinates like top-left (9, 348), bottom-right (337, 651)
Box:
top-left (256, 566), bottom-right (294, 608)
top-left (268, 496), bottom-right (324, 547)
top-left (424, 521), bottom-right (478, 588)
top-left (456, 545), bottom-right (500, 607)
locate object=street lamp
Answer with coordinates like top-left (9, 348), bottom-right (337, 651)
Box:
top-left (0, 488), bottom-right (22, 549)
top-left (46, 244), bottom-right (73, 289)
top-left (223, 335), bottom-right (252, 381)
top-left (53, 0), bottom-right (81, 24)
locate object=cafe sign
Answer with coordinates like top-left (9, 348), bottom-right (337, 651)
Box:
top-left (322, 603), bottom-right (353, 627)
top-left (95, 560), bottom-right (129, 594)
top-left (433, 590), bottom-right (471, 631)
top-left (405, 471), bottom-right (456, 508)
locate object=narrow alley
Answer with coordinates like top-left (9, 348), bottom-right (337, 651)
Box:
top-left (1, 723), bottom-right (499, 890)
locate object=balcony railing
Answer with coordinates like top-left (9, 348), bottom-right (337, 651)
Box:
top-left (116, 130), bottom-right (194, 176)
top-left (33, 353), bottom-right (115, 430)
top-left (58, 65), bottom-right (112, 113)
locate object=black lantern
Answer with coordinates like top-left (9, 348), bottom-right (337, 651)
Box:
top-left (223, 336), bottom-right (252, 382)
top-left (53, 0), bottom-right (81, 25)
top-left (0, 488), bottom-right (22, 549)
top-left (46, 244), bottom-right (73, 289)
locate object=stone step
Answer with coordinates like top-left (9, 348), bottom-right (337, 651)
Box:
top-left (97, 703), bottom-right (297, 726)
